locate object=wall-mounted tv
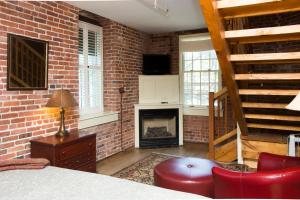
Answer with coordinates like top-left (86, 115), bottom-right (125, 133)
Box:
top-left (143, 54), bottom-right (170, 75)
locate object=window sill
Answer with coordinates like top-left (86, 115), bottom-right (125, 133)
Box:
top-left (183, 106), bottom-right (209, 116)
top-left (79, 112), bottom-right (119, 129)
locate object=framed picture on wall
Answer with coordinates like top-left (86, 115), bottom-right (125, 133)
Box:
top-left (7, 34), bottom-right (48, 90)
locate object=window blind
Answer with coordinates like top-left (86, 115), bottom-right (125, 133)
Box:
top-left (78, 21), bottom-right (103, 115)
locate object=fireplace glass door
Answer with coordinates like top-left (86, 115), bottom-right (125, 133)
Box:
top-left (139, 109), bottom-right (179, 148)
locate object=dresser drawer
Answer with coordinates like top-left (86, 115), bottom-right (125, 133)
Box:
top-left (58, 137), bottom-right (95, 161)
top-left (76, 162), bottom-right (96, 173)
top-left (58, 150), bottom-right (95, 169)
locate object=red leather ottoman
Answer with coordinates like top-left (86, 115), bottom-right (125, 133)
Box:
top-left (154, 157), bottom-right (219, 198)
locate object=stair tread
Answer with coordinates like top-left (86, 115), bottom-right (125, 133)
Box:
top-left (230, 52), bottom-right (300, 64)
top-left (247, 123), bottom-right (300, 131)
top-left (225, 24), bottom-right (300, 44)
top-left (245, 114), bottom-right (300, 122)
top-left (217, 0), bottom-right (300, 19)
top-left (242, 132), bottom-right (288, 144)
top-left (239, 89), bottom-right (299, 96)
top-left (235, 73), bottom-right (300, 80)
top-left (242, 102), bottom-right (287, 109)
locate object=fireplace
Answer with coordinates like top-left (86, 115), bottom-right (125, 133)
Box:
top-left (139, 109), bottom-right (179, 148)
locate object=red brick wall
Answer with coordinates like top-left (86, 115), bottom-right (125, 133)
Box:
top-left (183, 116), bottom-right (209, 143)
top-left (0, 1), bottom-right (79, 160)
top-left (79, 12), bottom-right (149, 160)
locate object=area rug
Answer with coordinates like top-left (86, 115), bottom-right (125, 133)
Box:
top-left (113, 153), bottom-right (253, 185)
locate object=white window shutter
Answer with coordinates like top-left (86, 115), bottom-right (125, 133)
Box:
top-left (78, 22), bottom-right (103, 115)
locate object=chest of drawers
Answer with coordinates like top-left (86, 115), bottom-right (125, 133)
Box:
top-left (30, 132), bottom-right (96, 173)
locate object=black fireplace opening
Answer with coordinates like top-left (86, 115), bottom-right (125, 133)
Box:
top-left (139, 109), bottom-right (179, 148)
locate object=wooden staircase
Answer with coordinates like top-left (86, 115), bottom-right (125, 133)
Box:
top-left (200, 0), bottom-right (300, 165)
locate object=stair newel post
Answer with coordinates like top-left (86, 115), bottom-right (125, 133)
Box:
top-left (209, 91), bottom-right (215, 159)
top-left (224, 94), bottom-right (228, 135)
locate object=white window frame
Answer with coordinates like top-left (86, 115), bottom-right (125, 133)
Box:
top-left (79, 21), bottom-right (104, 115)
top-left (179, 33), bottom-right (222, 116)
top-left (78, 21), bottom-right (118, 129)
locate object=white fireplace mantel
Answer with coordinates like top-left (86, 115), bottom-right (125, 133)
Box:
top-left (134, 103), bottom-right (183, 148)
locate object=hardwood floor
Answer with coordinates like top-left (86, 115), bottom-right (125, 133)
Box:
top-left (96, 142), bottom-right (208, 175)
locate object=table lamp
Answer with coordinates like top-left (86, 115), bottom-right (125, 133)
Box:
top-left (46, 89), bottom-right (78, 137)
top-left (286, 92), bottom-right (300, 156)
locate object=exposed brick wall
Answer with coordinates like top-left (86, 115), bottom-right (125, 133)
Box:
top-left (80, 121), bottom-right (120, 161)
top-left (0, 1), bottom-right (79, 160)
top-left (183, 115), bottom-right (209, 143)
top-left (79, 11), bottom-right (149, 160)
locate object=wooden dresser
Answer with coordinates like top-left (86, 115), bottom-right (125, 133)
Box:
top-left (30, 132), bottom-right (96, 173)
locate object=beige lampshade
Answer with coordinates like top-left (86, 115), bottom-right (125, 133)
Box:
top-left (46, 89), bottom-right (78, 108)
top-left (286, 92), bottom-right (300, 111)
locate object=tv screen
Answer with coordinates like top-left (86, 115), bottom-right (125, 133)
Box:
top-left (143, 54), bottom-right (170, 75)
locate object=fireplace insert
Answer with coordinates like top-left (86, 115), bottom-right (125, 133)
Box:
top-left (139, 109), bottom-right (179, 148)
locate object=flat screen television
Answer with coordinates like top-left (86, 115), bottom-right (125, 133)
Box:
top-left (143, 54), bottom-right (170, 75)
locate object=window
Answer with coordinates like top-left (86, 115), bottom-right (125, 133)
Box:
top-left (179, 34), bottom-right (220, 115)
top-left (78, 21), bottom-right (103, 115)
top-left (183, 50), bottom-right (219, 107)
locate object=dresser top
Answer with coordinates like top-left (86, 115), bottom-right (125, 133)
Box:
top-left (30, 131), bottom-right (95, 146)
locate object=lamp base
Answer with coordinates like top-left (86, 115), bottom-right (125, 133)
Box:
top-left (55, 107), bottom-right (69, 137)
top-left (55, 130), bottom-right (69, 137)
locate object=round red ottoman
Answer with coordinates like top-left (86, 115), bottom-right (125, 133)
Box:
top-left (154, 157), bottom-right (219, 198)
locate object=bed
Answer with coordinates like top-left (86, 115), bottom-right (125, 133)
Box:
top-left (0, 166), bottom-right (208, 200)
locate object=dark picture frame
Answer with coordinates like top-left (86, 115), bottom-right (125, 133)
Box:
top-left (7, 34), bottom-right (48, 90)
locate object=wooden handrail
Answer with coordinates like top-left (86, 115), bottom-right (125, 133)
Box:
top-left (213, 129), bottom-right (237, 146)
top-left (214, 87), bottom-right (228, 99)
top-left (208, 87), bottom-right (237, 160)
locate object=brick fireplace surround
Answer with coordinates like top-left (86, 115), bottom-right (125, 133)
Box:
top-left (0, 1), bottom-right (209, 161)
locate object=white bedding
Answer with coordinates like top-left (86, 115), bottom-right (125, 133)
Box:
top-left (0, 166), bottom-right (208, 200)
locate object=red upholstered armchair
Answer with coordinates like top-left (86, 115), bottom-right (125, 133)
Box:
top-left (213, 153), bottom-right (300, 199)
top-left (257, 152), bottom-right (300, 172)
